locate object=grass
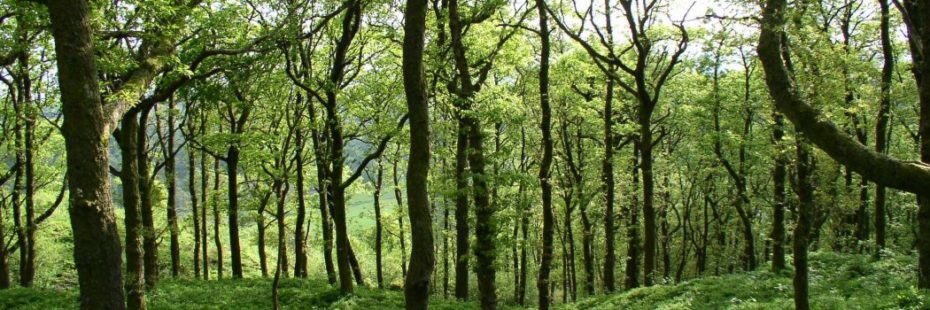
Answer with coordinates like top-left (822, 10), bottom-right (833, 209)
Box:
top-left (3, 252), bottom-right (928, 309)
top-left (0, 278), bottom-right (478, 310)
top-left (562, 251), bottom-right (930, 309)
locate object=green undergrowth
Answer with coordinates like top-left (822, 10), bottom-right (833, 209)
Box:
top-left (564, 251), bottom-right (930, 309)
top-left (0, 278), bottom-right (483, 310)
top-left (2, 252), bottom-right (928, 309)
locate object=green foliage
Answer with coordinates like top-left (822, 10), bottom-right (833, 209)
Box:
top-left (564, 252), bottom-right (930, 310)
top-left (2, 252), bottom-right (924, 309)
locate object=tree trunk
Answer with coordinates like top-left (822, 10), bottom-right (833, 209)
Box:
top-left (875, 0), bottom-right (894, 257)
top-left (562, 194), bottom-right (577, 301)
top-left (512, 214), bottom-right (520, 303)
top-left (312, 126), bottom-right (336, 284)
top-left (200, 114), bottom-right (210, 280)
top-left (581, 203), bottom-right (594, 294)
top-left (771, 112), bottom-right (787, 271)
top-left (536, 1), bottom-right (555, 308)
top-left (602, 74), bottom-right (616, 293)
top-left (348, 241), bottom-right (364, 285)
top-left (660, 203), bottom-right (671, 280)
top-left (454, 118), bottom-right (470, 300)
top-left (373, 161), bottom-right (384, 288)
top-left (444, 202), bottom-right (451, 298)
top-left (394, 160), bottom-right (408, 277)
top-left (519, 199), bottom-right (529, 305)
top-left (258, 206), bottom-right (268, 278)
top-left (911, 0), bottom-right (930, 286)
top-left (227, 146), bottom-right (242, 278)
top-left (625, 144), bottom-right (641, 289)
top-left (0, 196), bottom-right (7, 289)
top-left (213, 158), bottom-right (224, 279)
top-left (138, 109), bottom-right (159, 289)
top-left (11, 79), bottom-right (27, 290)
top-left (294, 129), bottom-right (308, 278)
top-left (401, 0), bottom-right (437, 303)
top-left (257, 191), bottom-right (271, 277)
top-left (793, 139), bottom-right (814, 310)
top-left (119, 110), bottom-right (147, 310)
top-left (187, 132), bottom-right (200, 278)
top-left (165, 101), bottom-right (181, 277)
top-left (640, 107), bottom-right (657, 286)
top-left (325, 1), bottom-right (363, 294)
top-left (275, 178), bottom-right (290, 278)
top-left (16, 38), bottom-right (37, 287)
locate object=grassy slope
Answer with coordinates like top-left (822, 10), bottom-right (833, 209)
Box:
top-left (3, 252), bottom-right (929, 309)
top-left (564, 252), bottom-right (930, 309)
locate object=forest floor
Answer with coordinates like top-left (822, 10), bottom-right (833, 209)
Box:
top-left (1, 252), bottom-right (928, 309)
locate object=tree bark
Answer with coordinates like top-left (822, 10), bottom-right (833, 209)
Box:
top-left (257, 191), bottom-right (272, 277)
top-left (119, 110), bottom-right (147, 310)
top-left (602, 74), bottom-right (616, 293)
top-left (310, 110), bottom-right (337, 284)
top-left (200, 110), bottom-right (210, 280)
top-left (47, 0), bottom-right (125, 309)
top-left (625, 144), bottom-right (641, 289)
top-left (0, 188), bottom-right (7, 289)
top-left (454, 117), bottom-right (470, 300)
top-left (372, 162), bottom-right (385, 288)
top-left (227, 145), bottom-right (242, 278)
top-left (188, 117), bottom-right (201, 278)
top-left (165, 100), bottom-right (181, 277)
top-left (15, 33), bottom-right (37, 286)
top-left (875, 0), bottom-right (894, 257)
top-left (901, 0), bottom-right (930, 288)
top-left (274, 178), bottom-right (290, 279)
top-left (536, 1), bottom-right (555, 308)
top-left (294, 127), bottom-right (308, 278)
top-left (325, 1), bottom-right (363, 293)
top-left (640, 110), bottom-right (657, 286)
top-left (213, 157), bottom-right (224, 279)
top-left (11, 73), bottom-right (28, 290)
top-left (793, 139), bottom-right (814, 310)
top-left (401, 0), bottom-right (436, 304)
top-left (138, 109), bottom-right (158, 288)
top-left (771, 112), bottom-right (787, 271)
top-left (0, 196), bottom-right (7, 289)
top-left (394, 160), bottom-right (409, 277)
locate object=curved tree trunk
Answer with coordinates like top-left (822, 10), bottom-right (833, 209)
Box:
top-left (757, 0), bottom-right (930, 289)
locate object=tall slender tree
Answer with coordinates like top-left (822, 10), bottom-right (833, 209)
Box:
top-left (401, 0), bottom-right (435, 306)
top-left (536, 0), bottom-right (555, 308)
